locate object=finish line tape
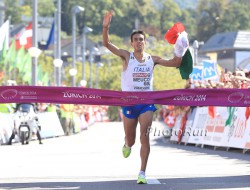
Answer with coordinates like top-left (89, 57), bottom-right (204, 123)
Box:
top-left (0, 86), bottom-right (250, 107)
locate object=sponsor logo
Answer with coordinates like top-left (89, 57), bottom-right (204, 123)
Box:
top-left (19, 91), bottom-right (37, 95)
top-left (228, 92), bottom-right (244, 103)
top-left (121, 95), bottom-right (144, 102)
top-left (0, 89), bottom-right (18, 100)
top-left (173, 94), bottom-right (206, 101)
top-left (19, 91), bottom-right (37, 99)
top-left (62, 91), bottom-right (101, 99)
top-left (133, 73), bottom-right (150, 77)
top-left (20, 96), bottom-right (37, 100)
top-left (138, 64), bottom-right (146, 66)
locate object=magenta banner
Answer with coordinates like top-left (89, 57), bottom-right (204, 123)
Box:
top-left (0, 86), bottom-right (250, 107)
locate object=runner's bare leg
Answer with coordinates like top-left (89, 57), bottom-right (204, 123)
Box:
top-left (123, 117), bottom-right (138, 147)
top-left (138, 111), bottom-right (153, 172)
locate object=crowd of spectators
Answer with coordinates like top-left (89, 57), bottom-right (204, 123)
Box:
top-left (186, 69), bottom-right (250, 89)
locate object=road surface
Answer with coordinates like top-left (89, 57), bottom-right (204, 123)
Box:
top-left (0, 121), bottom-right (250, 190)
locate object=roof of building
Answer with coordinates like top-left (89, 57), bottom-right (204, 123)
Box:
top-left (200, 31), bottom-right (250, 53)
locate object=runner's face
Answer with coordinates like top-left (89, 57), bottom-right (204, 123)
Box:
top-left (131, 34), bottom-right (145, 52)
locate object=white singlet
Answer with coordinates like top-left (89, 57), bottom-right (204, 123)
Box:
top-left (121, 52), bottom-right (154, 91)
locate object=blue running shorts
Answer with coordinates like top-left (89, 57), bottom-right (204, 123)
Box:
top-left (122, 104), bottom-right (157, 119)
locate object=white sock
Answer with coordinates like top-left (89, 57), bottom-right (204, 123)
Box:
top-left (139, 171), bottom-right (145, 176)
top-left (125, 144), bottom-right (131, 149)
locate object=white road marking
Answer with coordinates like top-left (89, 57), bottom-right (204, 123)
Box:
top-left (147, 178), bottom-right (161, 184)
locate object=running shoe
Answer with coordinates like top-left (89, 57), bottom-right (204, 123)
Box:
top-left (137, 173), bottom-right (147, 184)
top-left (122, 144), bottom-right (131, 158)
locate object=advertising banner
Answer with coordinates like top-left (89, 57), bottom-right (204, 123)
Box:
top-left (170, 115), bottom-right (182, 142)
top-left (202, 60), bottom-right (218, 80)
top-left (227, 107), bottom-right (250, 149)
top-left (190, 66), bottom-right (203, 81)
top-left (38, 112), bottom-right (64, 138)
top-left (202, 107), bottom-right (228, 147)
top-left (169, 106), bottom-right (250, 151)
top-left (181, 107), bottom-right (197, 144)
top-left (185, 107), bottom-right (208, 145)
top-left (0, 113), bottom-right (14, 144)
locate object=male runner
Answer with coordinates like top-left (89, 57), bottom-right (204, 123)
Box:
top-left (102, 11), bottom-right (188, 184)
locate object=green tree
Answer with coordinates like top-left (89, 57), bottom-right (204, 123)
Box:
top-left (20, 53), bottom-right (32, 84)
top-left (23, 0), bottom-right (55, 17)
top-left (153, 0), bottom-right (182, 35)
top-left (218, 0), bottom-right (250, 32)
top-left (195, 0), bottom-right (228, 42)
top-left (5, 39), bottom-right (16, 74)
top-left (61, 0), bottom-right (85, 36)
top-left (15, 46), bottom-right (26, 73)
top-left (110, 0), bottom-right (157, 37)
top-left (178, 8), bottom-right (197, 42)
top-left (4, 0), bottom-right (22, 24)
top-left (58, 0), bottom-right (195, 40)
top-left (174, 0), bottom-right (199, 9)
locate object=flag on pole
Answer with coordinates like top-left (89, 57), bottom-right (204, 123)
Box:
top-left (0, 71), bottom-right (3, 79)
top-left (0, 20), bottom-right (9, 51)
top-left (15, 22), bottom-right (32, 50)
top-left (0, 20), bottom-right (10, 65)
top-left (22, 53), bottom-right (32, 82)
top-left (208, 106), bottom-right (216, 118)
top-left (164, 112), bottom-right (176, 128)
top-left (0, 38), bottom-right (7, 66)
top-left (6, 39), bottom-right (17, 71)
top-left (165, 22), bottom-right (185, 44)
top-left (245, 107), bottom-right (250, 120)
top-left (15, 46), bottom-right (26, 72)
top-left (44, 22), bottom-right (54, 50)
top-left (37, 64), bottom-right (49, 85)
top-left (225, 107), bottom-right (236, 126)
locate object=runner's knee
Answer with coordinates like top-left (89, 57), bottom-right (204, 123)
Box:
top-left (126, 138), bottom-right (135, 147)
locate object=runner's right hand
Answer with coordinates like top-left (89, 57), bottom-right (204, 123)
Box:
top-left (103, 11), bottom-right (113, 28)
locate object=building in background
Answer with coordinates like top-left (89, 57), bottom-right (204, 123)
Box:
top-left (200, 31), bottom-right (250, 72)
